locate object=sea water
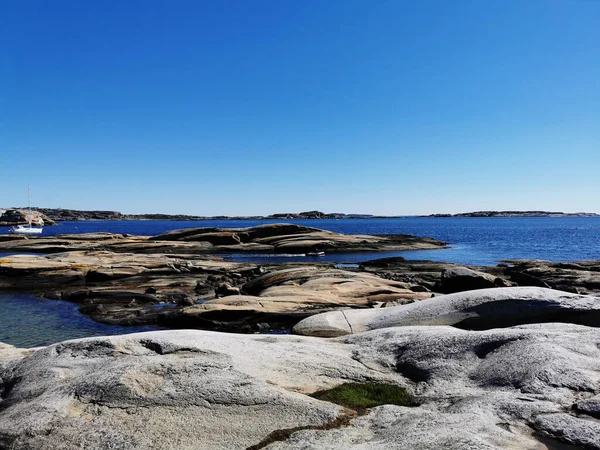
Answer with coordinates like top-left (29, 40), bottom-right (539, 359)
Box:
top-left (0, 291), bottom-right (160, 347)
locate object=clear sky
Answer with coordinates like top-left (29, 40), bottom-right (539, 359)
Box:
top-left (1, 0), bottom-right (599, 216)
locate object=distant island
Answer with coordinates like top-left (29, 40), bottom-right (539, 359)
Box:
top-left (0, 208), bottom-right (598, 226)
top-left (422, 211), bottom-right (600, 218)
top-left (0, 208), bottom-right (376, 225)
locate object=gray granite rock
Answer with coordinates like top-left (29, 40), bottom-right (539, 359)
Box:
top-left (533, 413), bottom-right (600, 449)
top-left (3, 323), bottom-right (600, 449)
top-left (293, 286), bottom-right (600, 337)
top-left (0, 330), bottom-right (396, 450)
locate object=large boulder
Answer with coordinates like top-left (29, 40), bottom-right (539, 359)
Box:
top-left (293, 286), bottom-right (600, 337)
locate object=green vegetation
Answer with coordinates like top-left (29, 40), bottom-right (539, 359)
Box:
top-left (310, 382), bottom-right (416, 410)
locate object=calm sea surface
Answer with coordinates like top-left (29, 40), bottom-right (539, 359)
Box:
top-left (1, 217), bottom-right (599, 347)
top-left (0, 291), bottom-right (160, 348)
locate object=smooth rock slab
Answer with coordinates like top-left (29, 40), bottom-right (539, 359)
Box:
top-left (3, 324), bottom-right (600, 449)
top-left (266, 405), bottom-right (540, 450)
top-left (0, 330), bottom-right (396, 450)
top-left (293, 286), bottom-right (600, 337)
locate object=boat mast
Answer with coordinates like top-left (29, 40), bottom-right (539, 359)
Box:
top-left (28, 185), bottom-right (32, 228)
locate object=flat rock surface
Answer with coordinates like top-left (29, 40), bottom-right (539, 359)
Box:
top-left (3, 320), bottom-right (600, 449)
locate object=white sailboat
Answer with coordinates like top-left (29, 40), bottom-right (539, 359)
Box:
top-left (9, 186), bottom-right (44, 235)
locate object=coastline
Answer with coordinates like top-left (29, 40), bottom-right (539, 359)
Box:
top-left (2, 208), bottom-right (598, 224)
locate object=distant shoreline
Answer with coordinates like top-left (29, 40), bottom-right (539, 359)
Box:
top-left (421, 211), bottom-right (600, 218)
top-left (1, 208), bottom-right (597, 222)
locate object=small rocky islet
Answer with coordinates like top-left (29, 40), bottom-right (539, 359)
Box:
top-left (2, 223), bottom-right (600, 448)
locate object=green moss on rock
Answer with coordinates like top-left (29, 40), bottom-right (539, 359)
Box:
top-left (310, 382), bottom-right (417, 410)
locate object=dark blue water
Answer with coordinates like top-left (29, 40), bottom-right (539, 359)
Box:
top-left (2, 217), bottom-right (600, 266)
top-left (0, 291), bottom-right (160, 347)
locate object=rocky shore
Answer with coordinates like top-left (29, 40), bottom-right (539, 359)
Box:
top-left (6, 207), bottom-right (595, 224)
top-left (0, 225), bottom-right (445, 331)
top-left (3, 224), bottom-right (600, 449)
top-left (3, 288), bottom-right (600, 449)
top-left (0, 224), bottom-right (599, 333)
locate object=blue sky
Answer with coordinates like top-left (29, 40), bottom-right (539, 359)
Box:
top-left (1, 0), bottom-right (599, 215)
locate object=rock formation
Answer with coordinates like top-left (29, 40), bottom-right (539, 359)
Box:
top-left (293, 286), bottom-right (600, 337)
top-left (360, 257), bottom-right (600, 296)
top-left (503, 259), bottom-right (600, 294)
top-left (0, 224), bottom-right (447, 254)
top-left (2, 218), bottom-right (600, 448)
top-left (2, 235), bottom-right (600, 333)
top-left (0, 209), bottom-right (56, 226)
top-left (3, 294), bottom-right (600, 448)
top-left (0, 251), bottom-right (431, 331)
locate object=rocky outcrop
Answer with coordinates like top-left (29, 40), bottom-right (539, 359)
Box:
top-left (0, 250), bottom-right (266, 329)
top-left (360, 257), bottom-right (600, 296)
top-left (4, 239), bottom-right (600, 334)
top-left (0, 232), bottom-right (215, 254)
top-left (359, 257), bottom-right (510, 292)
top-left (437, 266), bottom-right (513, 293)
top-left (0, 209), bottom-right (56, 226)
top-left (178, 267), bottom-right (432, 331)
top-left (293, 286), bottom-right (600, 337)
top-left (0, 252), bottom-right (430, 332)
top-left (151, 224), bottom-right (447, 254)
top-left (504, 259), bottom-right (600, 294)
top-left (0, 331), bottom-right (371, 450)
top-left (4, 245), bottom-right (600, 334)
top-left (0, 224), bottom-right (447, 255)
top-left (3, 318), bottom-right (600, 448)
